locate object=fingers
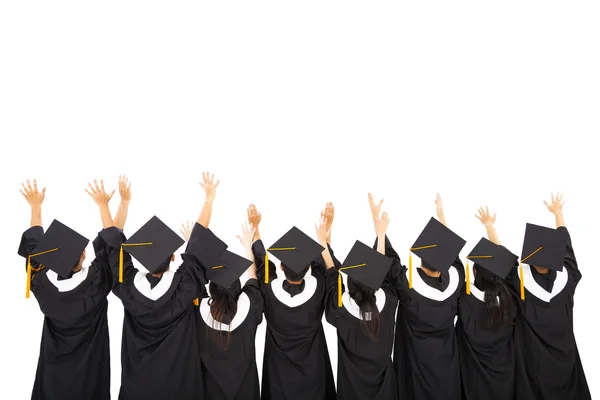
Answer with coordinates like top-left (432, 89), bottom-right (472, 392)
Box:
top-left (543, 200), bottom-right (549, 208)
top-left (20, 189), bottom-right (28, 199)
top-left (33, 179), bottom-right (38, 193)
top-left (109, 189), bottom-right (116, 199)
top-left (84, 188), bottom-right (93, 197)
top-left (87, 182), bottom-right (97, 195)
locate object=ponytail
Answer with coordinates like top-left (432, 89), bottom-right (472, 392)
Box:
top-left (207, 280), bottom-right (241, 349)
top-left (475, 267), bottom-right (514, 328)
top-left (348, 277), bottom-right (381, 341)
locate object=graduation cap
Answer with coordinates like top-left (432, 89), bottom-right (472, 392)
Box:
top-left (185, 223), bottom-right (228, 271)
top-left (408, 217), bottom-right (466, 289)
top-left (209, 250), bottom-right (253, 289)
top-left (337, 240), bottom-right (393, 307)
top-left (26, 220), bottom-right (89, 298)
top-left (517, 223), bottom-right (566, 300)
top-left (120, 216), bottom-right (184, 280)
top-left (265, 226), bottom-right (325, 283)
top-left (465, 238), bottom-right (518, 294)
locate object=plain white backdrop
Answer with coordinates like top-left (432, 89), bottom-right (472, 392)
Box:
top-left (1, 1), bottom-right (599, 399)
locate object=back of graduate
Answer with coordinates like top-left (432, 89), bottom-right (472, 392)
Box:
top-left (376, 194), bottom-right (465, 400)
top-left (508, 194), bottom-right (591, 400)
top-left (98, 174), bottom-right (216, 400)
top-left (325, 210), bottom-right (398, 400)
top-left (187, 221), bottom-right (264, 400)
top-left (17, 178), bottom-right (122, 400)
top-left (252, 204), bottom-right (336, 400)
top-left (456, 207), bottom-right (519, 400)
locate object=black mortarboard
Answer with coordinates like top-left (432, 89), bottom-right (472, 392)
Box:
top-left (467, 238), bottom-right (518, 280)
top-left (520, 223), bottom-right (565, 272)
top-left (30, 219), bottom-right (89, 280)
top-left (121, 216), bottom-right (184, 276)
top-left (185, 223), bottom-right (228, 270)
top-left (208, 250), bottom-right (253, 289)
top-left (265, 226), bottom-right (325, 283)
top-left (340, 240), bottom-right (393, 291)
top-left (410, 217), bottom-right (466, 272)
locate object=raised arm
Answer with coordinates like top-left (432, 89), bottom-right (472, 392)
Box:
top-left (544, 192), bottom-right (566, 228)
top-left (197, 171), bottom-right (219, 228)
top-left (247, 204), bottom-right (262, 243)
top-left (247, 204), bottom-right (277, 285)
top-left (237, 223), bottom-right (257, 280)
top-left (321, 202), bottom-right (334, 244)
top-left (18, 179), bottom-right (46, 276)
top-left (435, 193), bottom-right (447, 227)
top-left (375, 212), bottom-right (390, 255)
top-left (543, 193), bottom-right (578, 276)
top-left (113, 175), bottom-right (131, 230)
top-left (85, 179), bottom-right (115, 229)
top-left (475, 206), bottom-right (500, 245)
top-left (316, 217), bottom-right (335, 269)
top-left (20, 179), bottom-right (45, 228)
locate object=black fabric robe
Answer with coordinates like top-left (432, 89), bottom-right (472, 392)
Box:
top-left (198, 279), bottom-right (263, 399)
top-left (252, 239), bottom-right (336, 400)
top-left (508, 226), bottom-right (591, 400)
top-left (324, 258), bottom-right (398, 400)
top-left (376, 235), bottom-right (463, 400)
top-left (99, 226), bottom-right (207, 400)
top-left (456, 269), bottom-right (518, 400)
top-left (18, 226), bottom-right (112, 400)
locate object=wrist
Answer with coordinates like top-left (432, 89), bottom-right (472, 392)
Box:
top-left (120, 200), bottom-right (130, 205)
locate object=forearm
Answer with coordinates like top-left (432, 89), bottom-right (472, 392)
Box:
top-left (30, 205), bottom-right (42, 227)
top-left (437, 210), bottom-right (447, 227)
top-left (245, 247), bottom-right (257, 279)
top-left (197, 199), bottom-right (213, 228)
top-left (554, 212), bottom-right (565, 228)
top-left (320, 242), bottom-right (335, 270)
top-left (376, 233), bottom-right (385, 255)
top-left (113, 201), bottom-right (130, 230)
top-left (485, 225), bottom-right (501, 245)
top-left (98, 204), bottom-right (114, 229)
top-left (253, 227), bottom-right (261, 242)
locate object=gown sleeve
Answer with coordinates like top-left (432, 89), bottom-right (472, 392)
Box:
top-left (98, 227), bottom-right (137, 299)
top-left (251, 239), bottom-right (277, 287)
top-left (89, 233), bottom-right (114, 292)
top-left (373, 235), bottom-right (406, 293)
top-left (243, 278), bottom-right (264, 325)
top-left (311, 243), bottom-right (342, 279)
top-left (324, 267), bottom-right (342, 328)
top-left (558, 226), bottom-right (581, 283)
top-left (17, 226), bottom-right (44, 272)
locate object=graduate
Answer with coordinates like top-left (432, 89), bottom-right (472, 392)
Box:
top-left (98, 172), bottom-right (219, 399)
top-left (510, 193), bottom-right (591, 400)
top-left (17, 178), bottom-right (122, 400)
top-left (183, 221), bottom-right (264, 399)
top-left (456, 206), bottom-right (519, 400)
top-left (369, 193), bottom-right (466, 400)
top-left (251, 203), bottom-right (337, 400)
top-left (325, 211), bottom-right (397, 399)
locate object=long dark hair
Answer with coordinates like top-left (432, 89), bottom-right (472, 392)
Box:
top-left (474, 265), bottom-right (514, 328)
top-left (347, 277), bottom-right (381, 341)
top-left (207, 280), bottom-right (241, 349)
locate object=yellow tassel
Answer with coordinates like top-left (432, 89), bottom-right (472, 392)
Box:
top-left (338, 272), bottom-right (342, 307)
top-left (119, 246), bottom-right (124, 283)
top-left (466, 259), bottom-right (471, 295)
top-left (265, 253), bottom-right (269, 284)
top-left (519, 261), bottom-right (525, 300)
top-left (26, 256), bottom-right (32, 299)
top-left (408, 252), bottom-right (413, 289)
top-left (193, 298), bottom-right (199, 306)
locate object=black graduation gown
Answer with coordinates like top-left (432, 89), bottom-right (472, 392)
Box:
top-left (99, 227), bottom-right (207, 400)
top-left (252, 239), bottom-right (336, 400)
top-left (456, 273), bottom-right (518, 400)
top-left (508, 226), bottom-right (591, 400)
top-left (376, 236), bottom-right (463, 400)
top-left (18, 226), bottom-right (112, 400)
top-left (198, 279), bottom-right (263, 400)
top-left (324, 261), bottom-right (398, 400)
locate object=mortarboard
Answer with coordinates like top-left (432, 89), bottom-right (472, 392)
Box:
top-left (408, 217), bottom-right (466, 289)
top-left (517, 223), bottom-right (566, 300)
top-left (26, 220), bottom-right (89, 297)
top-left (208, 250), bottom-right (253, 289)
top-left (120, 216), bottom-right (184, 279)
top-left (337, 240), bottom-right (393, 307)
top-left (265, 226), bottom-right (324, 283)
top-left (465, 237), bottom-right (518, 294)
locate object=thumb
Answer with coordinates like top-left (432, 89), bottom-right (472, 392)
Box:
top-left (109, 189), bottom-right (116, 198)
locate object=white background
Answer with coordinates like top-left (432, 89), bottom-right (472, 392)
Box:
top-left (1, 1), bottom-right (599, 398)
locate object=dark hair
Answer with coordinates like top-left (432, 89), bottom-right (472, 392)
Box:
top-left (347, 277), bottom-right (381, 341)
top-left (281, 263), bottom-right (309, 281)
top-left (153, 255), bottom-right (172, 274)
top-left (208, 280), bottom-right (241, 349)
top-left (474, 265), bottom-right (514, 328)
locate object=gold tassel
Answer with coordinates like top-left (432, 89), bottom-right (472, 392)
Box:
top-left (26, 256), bottom-right (32, 299)
top-left (265, 253), bottom-right (269, 284)
top-left (466, 259), bottom-right (471, 295)
top-left (408, 252), bottom-right (413, 289)
top-left (338, 272), bottom-right (342, 307)
top-left (519, 260), bottom-right (525, 300)
top-left (119, 246), bottom-right (124, 283)
top-left (193, 298), bottom-right (199, 306)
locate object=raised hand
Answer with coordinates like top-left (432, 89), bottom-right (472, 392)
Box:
top-left (375, 211), bottom-right (390, 237)
top-left (118, 175), bottom-right (131, 203)
top-left (475, 206), bottom-right (496, 227)
top-left (20, 179), bottom-right (46, 208)
top-left (435, 193), bottom-right (447, 226)
top-left (544, 193), bottom-right (565, 215)
top-left (85, 179), bottom-right (115, 206)
top-left (200, 171), bottom-right (220, 202)
top-left (315, 217), bottom-right (330, 245)
top-left (368, 193), bottom-right (384, 220)
top-left (321, 202), bottom-right (334, 229)
top-left (237, 223), bottom-right (256, 249)
top-left (247, 204), bottom-right (262, 228)
top-left (180, 221), bottom-right (193, 242)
